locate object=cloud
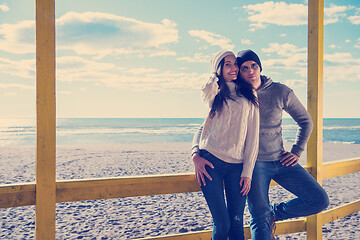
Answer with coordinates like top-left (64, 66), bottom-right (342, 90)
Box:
top-left (355, 38), bottom-right (360, 49)
top-left (242, 2), bottom-right (351, 30)
top-left (241, 39), bottom-right (253, 45)
top-left (324, 52), bottom-right (360, 83)
top-left (0, 4), bottom-right (9, 12)
top-left (261, 43), bottom-right (360, 84)
top-left (262, 42), bottom-right (307, 58)
top-left (260, 42), bottom-right (360, 84)
top-left (0, 57), bottom-right (35, 78)
top-left (285, 79), bottom-right (307, 88)
top-left (0, 83), bottom-right (34, 90)
top-left (0, 54), bottom-right (207, 92)
top-left (0, 12), bottom-right (179, 57)
top-left (57, 12), bottom-right (178, 57)
top-left (324, 4), bottom-right (349, 24)
top-left (0, 20), bottom-right (35, 54)
top-left (177, 52), bottom-right (211, 63)
top-left (188, 30), bottom-right (235, 50)
top-left (260, 43), bottom-right (307, 78)
top-left (57, 91), bottom-right (72, 95)
top-left (56, 56), bottom-right (118, 83)
top-left (4, 92), bottom-right (17, 96)
top-left (114, 71), bottom-right (209, 92)
top-left (242, 2), bottom-right (307, 30)
top-left (325, 52), bottom-right (360, 65)
top-left (149, 51), bottom-right (176, 57)
top-left (123, 68), bottom-right (158, 75)
top-left (56, 55), bottom-right (207, 92)
top-left (263, 52), bottom-right (307, 73)
top-left (348, 15), bottom-right (360, 25)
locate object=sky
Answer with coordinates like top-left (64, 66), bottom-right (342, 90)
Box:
top-left (0, 0), bottom-right (359, 118)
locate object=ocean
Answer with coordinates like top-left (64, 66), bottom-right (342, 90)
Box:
top-left (0, 118), bottom-right (359, 146)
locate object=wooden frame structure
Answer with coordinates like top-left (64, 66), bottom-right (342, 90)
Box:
top-left (0, 0), bottom-right (359, 239)
top-left (35, 0), bottom-right (56, 238)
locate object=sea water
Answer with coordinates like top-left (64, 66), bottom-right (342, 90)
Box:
top-left (0, 118), bottom-right (359, 146)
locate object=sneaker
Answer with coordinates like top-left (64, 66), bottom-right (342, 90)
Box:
top-left (270, 215), bottom-right (277, 240)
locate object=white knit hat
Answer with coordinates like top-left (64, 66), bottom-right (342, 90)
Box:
top-left (210, 50), bottom-right (235, 74)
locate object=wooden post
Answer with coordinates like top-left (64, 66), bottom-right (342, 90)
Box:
top-left (35, 0), bottom-right (56, 239)
top-left (307, 0), bottom-right (324, 239)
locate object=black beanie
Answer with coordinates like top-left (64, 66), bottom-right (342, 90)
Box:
top-left (237, 50), bottom-right (262, 72)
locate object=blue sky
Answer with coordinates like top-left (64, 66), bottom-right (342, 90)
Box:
top-left (0, 0), bottom-right (359, 118)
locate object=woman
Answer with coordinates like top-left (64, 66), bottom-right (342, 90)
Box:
top-left (192, 50), bottom-right (259, 240)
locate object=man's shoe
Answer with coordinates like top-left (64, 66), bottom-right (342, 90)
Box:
top-left (270, 215), bottom-right (277, 240)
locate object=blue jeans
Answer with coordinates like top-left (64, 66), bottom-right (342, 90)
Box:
top-left (200, 150), bottom-right (246, 240)
top-left (247, 160), bottom-right (329, 240)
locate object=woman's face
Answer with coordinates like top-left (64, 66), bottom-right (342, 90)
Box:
top-left (221, 55), bottom-right (239, 82)
top-left (239, 60), bottom-right (261, 89)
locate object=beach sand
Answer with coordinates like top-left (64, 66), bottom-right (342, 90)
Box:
top-left (0, 142), bottom-right (359, 239)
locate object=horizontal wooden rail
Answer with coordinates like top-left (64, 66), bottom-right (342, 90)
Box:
top-left (0, 183), bottom-right (35, 208)
top-left (136, 218), bottom-right (307, 240)
top-left (0, 158), bottom-right (359, 209)
top-left (323, 157), bottom-right (360, 179)
top-left (322, 199), bottom-right (360, 224)
top-left (134, 198), bottom-right (360, 240)
top-left (0, 173), bottom-right (201, 208)
top-left (56, 173), bottom-right (200, 202)
top-left (137, 230), bottom-right (212, 240)
top-left (0, 158), bottom-right (359, 239)
top-left (137, 199), bottom-right (360, 240)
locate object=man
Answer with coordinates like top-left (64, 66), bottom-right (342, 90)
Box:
top-left (191, 50), bottom-right (329, 240)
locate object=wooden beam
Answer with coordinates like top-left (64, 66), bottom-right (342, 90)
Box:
top-left (307, 0), bottom-right (324, 239)
top-left (35, 0), bottom-right (56, 239)
top-left (0, 183), bottom-right (35, 208)
top-left (322, 199), bottom-right (360, 225)
top-left (323, 158), bottom-right (360, 179)
top-left (136, 230), bottom-right (212, 240)
top-left (0, 160), bottom-right (356, 208)
top-left (274, 218), bottom-right (307, 236)
top-left (136, 218), bottom-right (307, 240)
top-left (1, 175), bottom-right (359, 239)
top-left (307, 0), bottom-right (324, 180)
top-left (56, 173), bottom-right (201, 203)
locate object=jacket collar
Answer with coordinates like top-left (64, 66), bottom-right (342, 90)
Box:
top-left (257, 75), bottom-right (272, 92)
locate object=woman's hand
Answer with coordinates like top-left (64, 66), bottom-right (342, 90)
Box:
top-left (280, 150), bottom-right (299, 166)
top-left (240, 177), bottom-right (251, 196)
top-left (192, 153), bottom-right (214, 186)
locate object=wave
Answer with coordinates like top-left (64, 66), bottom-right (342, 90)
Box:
top-left (323, 126), bottom-right (360, 130)
top-left (327, 141), bottom-right (357, 144)
top-left (0, 118), bottom-right (359, 146)
top-left (1, 127), bottom-right (200, 136)
top-left (57, 126), bottom-right (199, 136)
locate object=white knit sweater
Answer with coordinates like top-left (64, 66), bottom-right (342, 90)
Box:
top-left (199, 79), bottom-right (259, 179)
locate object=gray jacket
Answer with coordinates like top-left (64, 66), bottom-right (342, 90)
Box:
top-left (192, 76), bottom-right (313, 162)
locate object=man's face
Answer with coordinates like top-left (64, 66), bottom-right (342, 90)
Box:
top-left (239, 60), bottom-right (261, 89)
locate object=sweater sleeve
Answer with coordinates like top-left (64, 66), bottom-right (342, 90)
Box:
top-left (201, 75), bottom-right (220, 108)
top-left (241, 103), bottom-right (259, 179)
top-left (191, 124), bottom-right (203, 156)
top-left (284, 90), bottom-right (313, 157)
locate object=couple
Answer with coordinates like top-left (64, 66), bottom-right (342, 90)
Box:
top-left (191, 50), bottom-right (329, 240)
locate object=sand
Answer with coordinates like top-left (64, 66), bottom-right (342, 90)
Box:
top-left (0, 142), bottom-right (359, 239)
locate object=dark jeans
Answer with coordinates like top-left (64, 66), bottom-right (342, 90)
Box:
top-left (200, 150), bottom-right (246, 240)
top-left (247, 160), bottom-right (329, 240)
